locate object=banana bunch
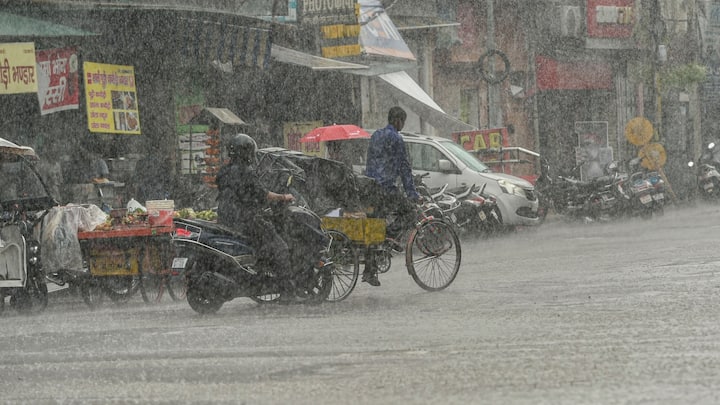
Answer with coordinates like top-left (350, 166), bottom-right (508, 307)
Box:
top-left (174, 208), bottom-right (217, 221)
top-left (196, 210), bottom-right (217, 221)
top-left (174, 208), bottom-right (196, 219)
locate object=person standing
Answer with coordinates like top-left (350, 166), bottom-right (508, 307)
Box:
top-left (363, 106), bottom-right (420, 286)
top-left (215, 133), bottom-right (299, 304)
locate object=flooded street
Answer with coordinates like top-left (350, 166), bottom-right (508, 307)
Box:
top-left (3, 203), bottom-right (720, 404)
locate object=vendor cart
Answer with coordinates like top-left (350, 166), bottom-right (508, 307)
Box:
top-left (76, 224), bottom-right (182, 308)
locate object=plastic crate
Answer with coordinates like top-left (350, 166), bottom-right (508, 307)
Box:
top-left (321, 217), bottom-right (386, 246)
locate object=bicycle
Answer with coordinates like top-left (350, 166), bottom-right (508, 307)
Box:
top-left (324, 173), bottom-right (462, 301)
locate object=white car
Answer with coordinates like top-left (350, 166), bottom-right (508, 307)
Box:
top-left (398, 132), bottom-right (539, 227)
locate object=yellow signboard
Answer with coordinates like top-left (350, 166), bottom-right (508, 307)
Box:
top-left (0, 42), bottom-right (38, 94)
top-left (83, 62), bottom-right (140, 134)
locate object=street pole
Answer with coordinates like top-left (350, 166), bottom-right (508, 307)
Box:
top-left (486, 0), bottom-right (503, 128)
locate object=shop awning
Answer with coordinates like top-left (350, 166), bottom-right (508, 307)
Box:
top-left (0, 12), bottom-right (96, 37)
top-left (183, 18), bottom-right (272, 70)
top-left (535, 55), bottom-right (613, 91)
top-left (378, 71), bottom-right (476, 133)
top-left (188, 108), bottom-right (246, 126)
top-left (270, 45), bottom-right (369, 71)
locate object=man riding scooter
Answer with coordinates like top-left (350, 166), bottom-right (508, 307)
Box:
top-left (215, 133), bottom-right (301, 304)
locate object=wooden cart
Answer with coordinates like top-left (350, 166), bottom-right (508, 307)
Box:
top-left (76, 225), bottom-right (183, 308)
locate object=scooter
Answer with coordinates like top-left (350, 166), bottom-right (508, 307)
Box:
top-left (0, 144), bottom-right (56, 314)
top-left (688, 142), bottom-right (720, 199)
top-left (171, 200), bottom-right (334, 314)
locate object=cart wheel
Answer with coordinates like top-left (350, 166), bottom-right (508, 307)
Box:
top-left (102, 276), bottom-right (140, 304)
top-left (140, 273), bottom-right (165, 304)
top-left (80, 279), bottom-right (105, 310)
top-left (166, 270), bottom-right (188, 301)
top-left (325, 230), bottom-right (359, 302)
top-left (406, 219), bottom-right (462, 291)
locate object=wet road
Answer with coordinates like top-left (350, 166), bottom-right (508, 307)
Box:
top-left (2, 204), bottom-right (720, 404)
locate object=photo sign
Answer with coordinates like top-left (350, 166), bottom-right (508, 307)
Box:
top-left (0, 42), bottom-right (38, 94)
top-left (83, 61), bottom-right (140, 134)
top-left (36, 47), bottom-right (80, 115)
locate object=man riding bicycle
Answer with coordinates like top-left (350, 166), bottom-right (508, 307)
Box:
top-left (364, 106), bottom-right (421, 286)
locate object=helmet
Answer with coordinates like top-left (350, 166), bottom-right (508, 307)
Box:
top-left (226, 133), bottom-right (257, 164)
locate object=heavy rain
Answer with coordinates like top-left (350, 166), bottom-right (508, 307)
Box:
top-left (1, 0), bottom-right (720, 403)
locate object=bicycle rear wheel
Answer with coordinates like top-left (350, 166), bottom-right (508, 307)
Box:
top-left (406, 219), bottom-right (461, 291)
top-left (325, 230), bottom-right (359, 302)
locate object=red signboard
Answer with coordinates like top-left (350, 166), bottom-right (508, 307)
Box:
top-left (535, 56), bottom-right (613, 91)
top-left (452, 127), bottom-right (509, 152)
top-left (35, 47), bottom-right (80, 115)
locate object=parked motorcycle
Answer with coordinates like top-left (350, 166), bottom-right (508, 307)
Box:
top-left (536, 159), bottom-right (621, 222)
top-left (688, 142), bottom-right (720, 200)
top-left (438, 183), bottom-right (501, 238)
top-left (0, 142), bottom-right (56, 314)
top-left (614, 158), bottom-right (665, 219)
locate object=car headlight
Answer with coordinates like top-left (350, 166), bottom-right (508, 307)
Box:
top-left (498, 179), bottom-right (526, 197)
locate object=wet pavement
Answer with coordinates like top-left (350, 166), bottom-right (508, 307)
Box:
top-left (2, 203), bottom-right (720, 404)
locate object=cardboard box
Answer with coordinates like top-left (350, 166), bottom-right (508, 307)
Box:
top-left (146, 200), bottom-right (174, 227)
top-left (148, 209), bottom-right (173, 227)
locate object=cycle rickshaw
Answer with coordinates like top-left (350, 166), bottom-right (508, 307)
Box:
top-left (323, 173), bottom-right (462, 302)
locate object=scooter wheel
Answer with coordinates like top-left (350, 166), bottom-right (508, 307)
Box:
top-left (186, 284), bottom-right (224, 314)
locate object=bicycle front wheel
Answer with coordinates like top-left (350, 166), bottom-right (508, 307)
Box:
top-left (325, 230), bottom-right (359, 302)
top-left (406, 219), bottom-right (461, 291)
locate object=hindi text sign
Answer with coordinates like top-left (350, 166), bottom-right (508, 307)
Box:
top-left (0, 42), bottom-right (38, 94)
top-left (84, 62), bottom-right (140, 134)
top-left (36, 47), bottom-right (80, 115)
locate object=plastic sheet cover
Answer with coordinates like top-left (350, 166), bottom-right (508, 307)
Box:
top-left (41, 204), bottom-right (108, 272)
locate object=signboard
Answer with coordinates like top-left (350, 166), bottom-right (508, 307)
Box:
top-left (35, 47), bottom-right (80, 115)
top-left (587, 0), bottom-right (635, 38)
top-left (83, 62), bottom-right (140, 134)
top-left (298, 0), bottom-right (361, 59)
top-left (284, 120), bottom-right (324, 156)
top-left (0, 42), bottom-right (38, 94)
top-left (358, 0), bottom-right (415, 60)
top-left (574, 121), bottom-right (613, 180)
top-left (452, 128), bottom-right (509, 151)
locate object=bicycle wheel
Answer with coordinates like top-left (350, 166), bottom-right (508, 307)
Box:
top-left (406, 219), bottom-right (461, 291)
top-left (325, 230), bottom-right (359, 302)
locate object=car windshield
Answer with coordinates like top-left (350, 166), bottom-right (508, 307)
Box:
top-left (0, 154), bottom-right (48, 202)
top-left (438, 140), bottom-right (492, 173)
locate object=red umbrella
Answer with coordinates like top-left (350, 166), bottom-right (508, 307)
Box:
top-left (299, 124), bottom-right (371, 143)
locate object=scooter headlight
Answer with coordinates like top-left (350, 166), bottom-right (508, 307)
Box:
top-left (498, 179), bottom-right (526, 198)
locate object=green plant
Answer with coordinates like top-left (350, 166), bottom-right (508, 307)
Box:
top-left (660, 63), bottom-right (707, 89)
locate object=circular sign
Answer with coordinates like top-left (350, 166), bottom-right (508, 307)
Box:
top-left (638, 142), bottom-right (667, 170)
top-left (625, 117), bottom-right (654, 146)
top-left (478, 49), bottom-right (510, 84)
